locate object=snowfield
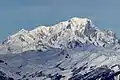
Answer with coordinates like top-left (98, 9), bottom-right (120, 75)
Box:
top-left (0, 17), bottom-right (120, 80)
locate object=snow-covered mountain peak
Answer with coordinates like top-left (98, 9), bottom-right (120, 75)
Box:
top-left (56, 17), bottom-right (94, 31)
top-left (70, 17), bottom-right (91, 25)
top-left (1, 17), bottom-right (120, 80)
top-left (10, 29), bottom-right (29, 38)
top-left (1, 17), bottom-right (119, 53)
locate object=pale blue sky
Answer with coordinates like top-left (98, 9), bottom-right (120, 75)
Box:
top-left (0, 0), bottom-right (120, 40)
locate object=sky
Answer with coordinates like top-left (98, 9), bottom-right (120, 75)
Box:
top-left (0, 0), bottom-right (120, 40)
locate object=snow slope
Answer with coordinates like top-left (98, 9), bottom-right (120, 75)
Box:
top-left (0, 47), bottom-right (120, 80)
top-left (0, 17), bottom-right (120, 80)
top-left (1, 17), bottom-right (118, 53)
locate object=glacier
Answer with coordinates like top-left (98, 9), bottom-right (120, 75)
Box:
top-left (0, 17), bottom-right (120, 80)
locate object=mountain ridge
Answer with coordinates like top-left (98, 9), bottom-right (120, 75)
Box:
top-left (0, 17), bottom-right (120, 80)
top-left (1, 17), bottom-right (119, 53)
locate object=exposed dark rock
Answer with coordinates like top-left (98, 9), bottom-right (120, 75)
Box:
top-left (16, 72), bottom-right (21, 76)
top-left (51, 73), bottom-right (65, 80)
top-left (111, 64), bottom-right (120, 69)
top-left (118, 39), bottom-right (120, 44)
top-left (0, 60), bottom-right (4, 63)
top-left (55, 63), bottom-right (62, 68)
top-left (28, 71), bottom-right (45, 78)
top-left (0, 71), bottom-right (14, 80)
top-left (72, 63), bottom-right (88, 76)
top-left (8, 77), bottom-right (14, 80)
top-left (66, 24), bottom-right (71, 29)
top-left (5, 63), bottom-right (7, 65)
top-left (65, 54), bottom-right (70, 58)
top-left (58, 67), bottom-right (66, 71)
top-left (69, 66), bottom-right (120, 80)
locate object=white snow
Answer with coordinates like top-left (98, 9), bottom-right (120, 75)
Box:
top-left (1, 17), bottom-right (118, 53)
top-left (0, 17), bottom-right (120, 80)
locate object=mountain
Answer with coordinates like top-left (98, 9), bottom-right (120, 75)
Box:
top-left (0, 17), bottom-right (120, 80)
top-left (1, 17), bottom-right (119, 53)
